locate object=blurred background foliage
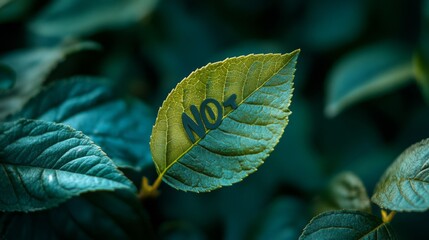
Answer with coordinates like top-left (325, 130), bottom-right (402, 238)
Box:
top-left (1, 0), bottom-right (429, 239)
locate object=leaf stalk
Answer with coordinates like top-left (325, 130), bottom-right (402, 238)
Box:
top-left (381, 209), bottom-right (396, 223)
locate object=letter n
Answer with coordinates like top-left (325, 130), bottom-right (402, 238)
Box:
top-left (182, 105), bottom-right (205, 143)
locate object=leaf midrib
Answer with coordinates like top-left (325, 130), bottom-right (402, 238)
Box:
top-left (0, 161), bottom-right (129, 187)
top-left (159, 52), bottom-right (297, 178)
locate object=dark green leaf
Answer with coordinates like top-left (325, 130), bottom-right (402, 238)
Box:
top-left (0, 190), bottom-right (153, 240)
top-left (151, 51), bottom-right (299, 192)
top-left (30, 0), bottom-right (158, 38)
top-left (9, 77), bottom-right (154, 170)
top-left (299, 210), bottom-right (397, 240)
top-left (249, 197), bottom-right (307, 240)
top-left (0, 0), bottom-right (33, 22)
top-left (372, 138), bottom-right (429, 212)
top-left (0, 41), bottom-right (99, 119)
top-left (0, 119), bottom-right (135, 212)
top-left (0, 64), bottom-right (15, 91)
top-left (315, 171), bottom-right (371, 214)
top-left (299, 0), bottom-right (367, 51)
top-left (325, 42), bottom-right (413, 117)
top-left (159, 221), bottom-right (206, 240)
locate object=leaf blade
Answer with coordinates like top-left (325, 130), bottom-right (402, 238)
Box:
top-left (151, 51), bottom-right (299, 192)
top-left (0, 41), bottom-right (99, 119)
top-left (0, 190), bottom-right (154, 239)
top-left (9, 77), bottom-right (154, 170)
top-left (30, 0), bottom-right (158, 38)
top-left (0, 119), bottom-right (135, 212)
top-left (372, 138), bottom-right (429, 212)
top-left (299, 210), bottom-right (397, 240)
top-left (315, 171), bottom-right (371, 215)
top-left (325, 42), bottom-right (413, 117)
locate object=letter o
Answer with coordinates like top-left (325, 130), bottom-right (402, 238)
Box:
top-left (200, 98), bottom-right (223, 129)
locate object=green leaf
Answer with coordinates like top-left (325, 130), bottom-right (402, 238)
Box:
top-left (0, 0), bottom-right (33, 23)
top-left (0, 119), bottom-right (135, 212)
top-left (159, 221), bottom-right (205, 240)
top-left (325, 42), bottom-right (413, 117)
top-left (372, 138), bottom-right (429, 212)
top-left (315, 171), bottom-right (371, 214)
top-left (299, 210), bottom-right (397, 240)
top-left (299, 0), bottom-right (367, 51)
top-left (30, 0), bottom-right (158, 38)
top-left (249, 197), bottom-right (307, 240)
top-left (9, 77), bottom-right (154, 170)
top-left (151, 51), bottom-right (299, 192)
top-left (0, 190), bottom-right (154, 239)
top-left (0, 41), bottom-right (99, 119)
top-left (0, 64), bottom-right (15, 91)
top-left (414, 49), bottom-right (429, 104)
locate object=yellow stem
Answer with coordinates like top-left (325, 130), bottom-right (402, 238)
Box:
top-left (381, 209), bottom-right (396, 223)
top-left (138, 173), bottom-right (164, 200)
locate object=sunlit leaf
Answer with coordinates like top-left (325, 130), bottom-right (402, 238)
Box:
top-left (372, 138), bottom-right (429, 212)
top-left (0, 64), bottom-right (15, 91)
top-left (30, 0), bottom-right (158, 38)
top-left (9, 77), bottom-right (154, 170)
top-left (0, 119), bottom-right (135, 212)
top-left (299, 210), bottom-right (396, 240)
top-left (315, 171), bottom-right (371, 214)
top-left (151, 51), bottom-right (299, 192)
top-left (0, 41), bottom-right (99, 119)
top-left (0, 190), bottom-right (153, 239)
top-left (325, 42), bottom-right (413, 117)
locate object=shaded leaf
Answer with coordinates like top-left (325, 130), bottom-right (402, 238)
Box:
top-left (0, 119), bottom-right (135, 212)
top-left (0, 64), bottom-right (15, 91)
top-left (299, 0), bottom-right (367, 51)
top-left (9, 77), bottom-right (154, 170)
top-left (249, 197), bottom-right (307, 240)
top-left (151, 51), bottom-right (299, 192)
top-left (0, 190), bottom-right (153, 240)
top-left (159, 221), bottom-right (206, 240)
top-left (299, 210), bottom-right (396, 240)
top-left (0, 0), bottom-right (33, 22)
top-left (30, 0), bottom-right (158, 38)
top-left (0, 41), bottom-right (99, 119)
top-left (372, 138), bottom-right (429, 212)
top-left (315, 171), bottom-right (371, 215)
top-left (325, 42), bottom-right (413, 117)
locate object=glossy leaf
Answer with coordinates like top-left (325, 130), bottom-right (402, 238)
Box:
top-left (299, 210), bottom-right (397, 240)
top-left (325, 42), bottom-right (413, 117)
top-left (315, 171), bottom-right (371, 214)
top-left (30, 0), bottom-right (158, 38)
top-left (9, 77), bottom-right (154, 170)
top-left (0, 190), bottom-right (153, 239)
top-left (372, 138), bottom-right (429, 212)
top-left (151, 51), bottom-right (299, 192)
top-left (0, 64), bottom-right (15, 91)
top-left (0, 41), bottom-right (99, 119)
top-left (0, 119), bottom-right (135, 212)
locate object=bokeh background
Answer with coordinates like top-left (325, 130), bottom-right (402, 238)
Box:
top-left (1, 0), bottom-right (429, 239)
